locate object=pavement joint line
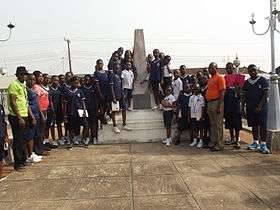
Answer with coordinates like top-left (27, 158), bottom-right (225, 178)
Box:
top-left (169, 159), bottom-right (202, 210)
top-left (129, 143), bottom-right (135, 210)
top-left (210, 154), bottom-right (274, 210)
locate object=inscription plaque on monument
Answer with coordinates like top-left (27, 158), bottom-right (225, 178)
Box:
top-left (133, 29), bottom-right (151, 109)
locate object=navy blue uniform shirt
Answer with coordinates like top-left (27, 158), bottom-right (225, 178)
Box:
top-left (149, 59), bottom-right (161, 82)
top-left (49, 86), bottom-right (62, 112)
top-left (27, 88), bottom-right (41, 119)
top-left (63, 88), bottom-right (85, 116)
top-left (108, 73), bottom-right (123, 101)
top-left (94, 70), bottom-right (109, 97)
top-left (243, 76), bottom-right (269, 110)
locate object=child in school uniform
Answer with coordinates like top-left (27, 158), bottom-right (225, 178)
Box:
top-left (94, 59), bottom-right (110, 125)
top-left (81, 74), bottom-right (99, 145)
top-left (108, 68), bottom-right (132, 134)
top-left (62, 76), bottom-right (87, 148)
top-left (161, 86), bottom-right (176, 146)
top-left (48, 75), bottom-right (64, 146)
top-left (25, 74), bottom-right (43, 162)
top-left (189, 83), bottom-right (205, 148)
top-left (175, 83), bottom-right (192, 145)
top-left (172, 69), bottom-right (183, 100)
top-left (121, 61), bottom-right (135, 111)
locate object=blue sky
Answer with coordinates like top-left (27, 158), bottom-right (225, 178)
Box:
top-left (0, 0), bottom-right (279, 74)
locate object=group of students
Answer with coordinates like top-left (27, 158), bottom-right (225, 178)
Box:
top-left (146, 49), bottom-right (270, 154)
top-left (0, 47), bottom-right (136, 175)
top-left (0, 47), bottom-right (272, 178)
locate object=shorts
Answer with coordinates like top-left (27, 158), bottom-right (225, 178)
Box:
top-left (0, 138), bottom-right (4, 161)
top-left (190, 118), bottom-right (202, 130)
top-left (163, 110), bottom-right (174, 129)
top-left (246, 108), bottom-right (268, 128)
top-left (110, 98), bottom-right (127, 111)
top-left (24, 118), bottom-right (41, 141)
top-left (123, 88), bottom-right (133, 99)
top-left (177, 113), bottom-right (189, 131)
top-left (46, 110), bottom-right (64, 128)
top-left (150, 81), bottom-right (160, 92)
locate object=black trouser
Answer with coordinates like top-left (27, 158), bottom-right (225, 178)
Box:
top-left (8, 115), bottom-right (28, 169)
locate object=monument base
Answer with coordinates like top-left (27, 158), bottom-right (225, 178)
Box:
top-left (267, 129), bottom-right (280, 154)
top-left (133, 94), bottom-right (151, 109)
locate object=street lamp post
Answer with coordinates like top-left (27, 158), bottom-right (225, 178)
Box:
top-left (250, 0), bottom-right (280, 151)
top-left (0, 23), bottom-right (15, 42)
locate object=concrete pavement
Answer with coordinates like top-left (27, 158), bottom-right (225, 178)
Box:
top-left (0, 141), bottom-right (280, 210)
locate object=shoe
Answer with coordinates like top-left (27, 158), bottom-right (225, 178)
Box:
top-left (190, 139), bottom-right (198, 147)
top-left (233, 142), bottom-right (241, 150)
top-left (113, 127), bottom-right (121, 134)
top-left (225, 139), bottom-right (235, 145)
top-left (58, 139), bottom-right (64, 146)
top-left (260, 143), bottom-right (270, 154)
top-left (162, 139), bottom-right (168, 144)
top-left (14, 167), bottom-right (25, 172)
top-left (26, 157), bottom-right (34, 163)
top-left (166, 138), bottom-right (172, 146)
top-left (67, 143), bottom-right (73, 149)
top-left (197, 139), bottom-right (203, 148)
top-left (43, 143), bottom-right (52, 151)
top-left (84, 138), bottom-right (90, 146)
top-left (29, 155), bottom-right (41, 163)
top-left (73, 139), bottom-right (80, 146)
top-left (128, 107), bottom-right (133, 111)
top-left (248, 142), bottom-right (260, 151)
top-left (209, 147), bottom-right (221, 152)
top-left (152, 106), bottom-right (159, 110)
top-left (94, 138), bottom-right (100, 145)
top-left (122, 125), bottom-right (132, 131)
top-left (51, 141), bottom-right (59, 147)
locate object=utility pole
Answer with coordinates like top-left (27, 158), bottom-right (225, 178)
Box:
top-left (64, 37), bottom-right (72, 74)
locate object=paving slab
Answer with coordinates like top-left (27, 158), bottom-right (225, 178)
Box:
top-left (1, 142), bottom-right (280, 209)
top-left (134, 194), bottom-right (199, 210)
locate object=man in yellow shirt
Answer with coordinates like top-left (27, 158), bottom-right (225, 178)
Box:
top-left (7, 66), bottom-right (30, 171)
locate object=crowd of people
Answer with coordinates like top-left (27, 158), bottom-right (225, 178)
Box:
top-left (0, 46), bottom-right (271, 178)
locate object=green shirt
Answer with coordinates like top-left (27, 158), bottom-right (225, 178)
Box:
top-left (7, 79), bottom-right (28, 117)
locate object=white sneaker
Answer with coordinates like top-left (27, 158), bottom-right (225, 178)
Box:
top-left (32, 152), bottom-right (42, 159)
top-left (122, 125), bottom-right (132, 131)
top-left (196, 139), bottom-right (203, 148)
top-left (128, 107), bottom-right (133, 111)
top-left (166, 138), bottom-right (172, 146)
top-left (190, 139), bottom-right (198, 147)
top-left (152, 106), bottom-right (159, 110)
top-left (26, 157), bottom-right (34, 163)
top-left (113, 127), bottom-right (121, 134)
top-left (162, 139), bottom-right (168, 144)
top-left (32, 156), bottom-right (42, 163)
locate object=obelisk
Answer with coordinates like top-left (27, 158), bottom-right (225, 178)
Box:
top-left (133, 29), bottom-right (151, 109)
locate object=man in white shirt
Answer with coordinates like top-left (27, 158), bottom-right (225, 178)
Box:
top-left (121, 61), bottom-right (135, 111)
top-left (172, 69), bottom-right (183, 100)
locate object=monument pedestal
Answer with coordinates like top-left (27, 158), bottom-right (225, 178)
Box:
top-left (267, 130), bottom-right (280, 154)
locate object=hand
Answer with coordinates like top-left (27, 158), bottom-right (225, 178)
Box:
top-left (255, 106), bottom-right (261, 114)
top-left (41, 115), bottom-right (46, 124)
top-left (18, 117), bottom-right (26, 128)
top-left (31, 117), bottom-right (36, 127)
top-left (216, 105), bottom-right (222, 114)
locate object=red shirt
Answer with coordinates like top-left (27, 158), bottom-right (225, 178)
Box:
top-left (33, 84), bottom-right (49, 111)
